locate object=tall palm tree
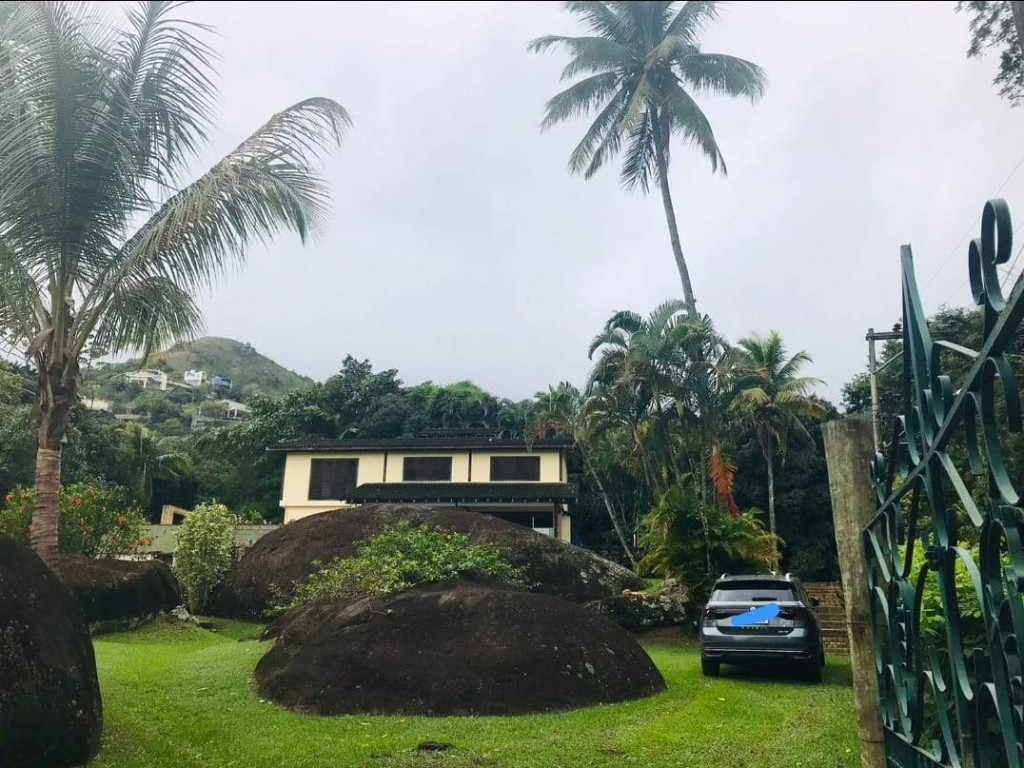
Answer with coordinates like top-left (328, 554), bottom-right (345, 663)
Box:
top-left (0, 2), bottom-right (349, 564)
top-left (528, 382), bottom-right (637, 566)
top-left (732, 331), bottom-right (824, 569)
top-left (588, 301), bottom-right (734, 575)
top-left (118, 422), bottom-right (189, 511)
top-left (530, 1), bottom-right (765, 315)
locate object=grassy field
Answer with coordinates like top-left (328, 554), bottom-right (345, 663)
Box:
top-left (91, 618), bottom-right (859, 768)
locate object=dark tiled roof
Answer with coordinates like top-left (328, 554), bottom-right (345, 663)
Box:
top-left (344, 482), bottom-right (577, 504)
top-left (270, 436), bottom-right (572, 452)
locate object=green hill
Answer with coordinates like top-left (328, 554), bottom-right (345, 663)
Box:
top-left (98, 337), bottom-right (313, 399)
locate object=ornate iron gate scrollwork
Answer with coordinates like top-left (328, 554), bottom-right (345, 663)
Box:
top-left (865, 198), bottom-right (1024, 767)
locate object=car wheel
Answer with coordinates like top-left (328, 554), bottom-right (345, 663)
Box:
top-left (701, 657), bottom-right (720, 677)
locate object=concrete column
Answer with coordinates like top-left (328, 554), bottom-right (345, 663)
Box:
top-left (822, 416), bottom-right (884, 768)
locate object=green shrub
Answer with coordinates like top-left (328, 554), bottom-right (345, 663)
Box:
top-left (0, 483), bottom-right (147, 558)
top-left (174, 501), bottom-right (237, 614)
top-left (271, 521), bottom-right (526, 615)
top-left (639, 486), bottom-right (779, 605)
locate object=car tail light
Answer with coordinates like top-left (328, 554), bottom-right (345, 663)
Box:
top-left (779, 607), bottom-right (808, 621)
top-left (701, 606), bottom-right (718, 620)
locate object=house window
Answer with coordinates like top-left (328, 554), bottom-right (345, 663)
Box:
top-left (490, 456), bottom-right (540, 481)
top-left (402, 456), bottom-right (452, 482)
top-left (308, 458), bottom-right (359, 500)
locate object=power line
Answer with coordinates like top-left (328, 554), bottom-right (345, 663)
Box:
top-left (934, 221), bottom-right (1024, 308)
top-left (920, 152), bottom-right (1024, 293)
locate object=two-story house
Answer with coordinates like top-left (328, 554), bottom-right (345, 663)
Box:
top-left (272, 429), bottom-right (576, 541)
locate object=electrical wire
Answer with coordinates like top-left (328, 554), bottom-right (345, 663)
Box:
top-left (920, 152), bottom-right (1024, 293)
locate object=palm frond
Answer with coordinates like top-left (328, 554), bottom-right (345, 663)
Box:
top-left (567, 88), bottom-right (628, 175)
top-left (661, 79), bottom-right (725, 173)
top-left (708, 441), bottom-right (739, 516)
top-left (75, 97), bottom-right (349, 355)
top-left (676, 52), bottom-right (767, 101)
top-left (540, 71), bottom-right (620, 130)
top-left (115, 0), bottom-right (218, 184)
top-left (89, 274), bottom-right (203, 359)
top-left (527, 34), bottom-right (632, 80)
top-left (564, 2), bottom-right (634, 45)
top-left (665, 1), bottom-right (720, 42)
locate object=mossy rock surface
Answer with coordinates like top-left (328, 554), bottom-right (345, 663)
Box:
top-left (587, 593), bottom-right (688, 632)
top-left (0, 534), bottom-right (102, 767)
top-left (255, 580), bottom-right (666, 716)
top-left (212, 505), bottom-right (644, 620)
top-left (56, 556), bottom-right (181, 631)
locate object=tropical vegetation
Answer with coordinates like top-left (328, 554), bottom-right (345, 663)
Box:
top-left (173, 501), bottom-right (237, 613)
top-left (0, 1), bottom-right (347, 564)
top-left (731, 332), bottom-right (825, 567)
top-left (271, 521), bottom-right (526, 615)
top-left (531, 0), bottom-right (766, 315)
top-left (0, 483), bottom-right (147, 558)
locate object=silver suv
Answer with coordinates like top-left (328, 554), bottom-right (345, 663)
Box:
top-left (699, 574), bottom-right (824, 682)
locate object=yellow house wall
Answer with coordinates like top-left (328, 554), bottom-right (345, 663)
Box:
top-left (281, 448), bottom-right (566, 524)
top-left (281, 451), bottom-right (387, 523)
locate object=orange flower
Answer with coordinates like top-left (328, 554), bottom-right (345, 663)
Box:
top-left (116, 516), bottom-right (127, 526)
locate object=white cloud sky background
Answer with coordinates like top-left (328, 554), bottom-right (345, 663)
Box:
top-left (173, 1), bottom-right (1024, 404)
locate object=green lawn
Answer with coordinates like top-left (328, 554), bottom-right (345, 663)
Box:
top-left (91, 618), bottom-right (859, 768)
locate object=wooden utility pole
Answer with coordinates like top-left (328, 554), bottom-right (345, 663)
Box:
top-left (822, 417), bottom-right (884, 768)
top-left (864, 328), bottom-right (901, 455)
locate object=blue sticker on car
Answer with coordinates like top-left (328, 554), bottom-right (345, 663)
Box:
top-left (729, 603), bottom-right (780, 626)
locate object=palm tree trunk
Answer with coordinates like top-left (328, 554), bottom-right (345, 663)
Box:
top-left (581, 448), bottom-right (638, 569)
top-left (29, 359), bottom-right (78, 566)
top-left (654, 130), bottom-right (698, 316)
top-left (765, 443), bottom-right (779, 570)
top-left (31, 447), bottom-right (61, 564)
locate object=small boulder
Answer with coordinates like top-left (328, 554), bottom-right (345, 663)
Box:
top-left (254, 580), bottom-right (666, 716)
top-left (56, 556), bottom-right (181, 632)
top-left (212, 504), bottom-right (644, 620)
top-left (0, 534), bottom-right (102, 767)
top-left (587, 593), bottom-right (688, 632)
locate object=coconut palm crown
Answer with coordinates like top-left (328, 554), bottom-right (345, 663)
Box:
top-left (530, 1), bottom-right (766, 315)
top-left (0, 1), bottom-right (349, 563)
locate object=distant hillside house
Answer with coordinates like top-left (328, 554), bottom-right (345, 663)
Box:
top-left (82, 397), bottom-right (110, 412)
top-left (183, 369), bottom-right (206, 387)
top-left (125, 369), bottom-right (168, 391)
top-left (223, 400), bottom-right (249, 419)
top-left (272, 429), bottom-right (576, 541)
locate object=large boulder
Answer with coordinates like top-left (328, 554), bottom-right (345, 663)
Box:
top-left (587, 593), bottom-right (688, 632)
top-left (0, 534), bottom-right (103, 767)
top-left (255, 580), bottom-right (666, 716)
top-left (212, 505), bottom-right (643, 619)
top-left (56, 556), bottom-right (181, 632)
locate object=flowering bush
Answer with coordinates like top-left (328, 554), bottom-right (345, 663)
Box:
top-left (173, 501), bottom-right (237, 613)
top-left (0, 483), bottom-right (147, 558)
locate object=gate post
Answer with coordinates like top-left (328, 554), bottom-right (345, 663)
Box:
top-left (822, 416), bottom-right (884, 768)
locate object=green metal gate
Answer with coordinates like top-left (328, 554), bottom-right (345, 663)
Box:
top-left (864, 198), bottom-right (1024, 767)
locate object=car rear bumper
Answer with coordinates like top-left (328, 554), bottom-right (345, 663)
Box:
top-left (701, 646), bottom-right (817, 662)
top-left (700, 626), bottom-right (818, 663)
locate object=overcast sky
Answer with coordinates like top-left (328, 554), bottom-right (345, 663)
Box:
top-left (172, 1), bottom-right (1024, 405)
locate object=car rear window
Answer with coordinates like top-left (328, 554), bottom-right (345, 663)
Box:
top-left (710, 583), bottom-right (795, 602)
